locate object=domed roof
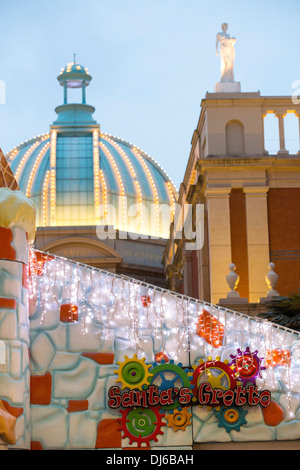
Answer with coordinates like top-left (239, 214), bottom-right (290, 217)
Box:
top-left (60, 62), bottom-right (89, 75)
top-left (6, 62), bottom-right (177, 238)
top-left (7, 131), bottom-right (177, 238)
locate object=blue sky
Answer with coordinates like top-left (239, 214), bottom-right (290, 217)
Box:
top-left (0, 0), bottom-right (299, 189)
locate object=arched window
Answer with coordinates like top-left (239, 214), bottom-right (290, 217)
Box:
top-left (225, 120), bottom-right (245, 155)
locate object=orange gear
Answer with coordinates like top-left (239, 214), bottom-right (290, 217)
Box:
top-left (165, 407), bottom-right (192, 432)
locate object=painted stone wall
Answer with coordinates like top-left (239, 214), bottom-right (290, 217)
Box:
top-left (0, 188), bottom-right (35, 449)
top-left (26, 249), bottom-right (300, 449)
top-left (0, 185), bottom-right (300, 450)
top-left (28, 251), bottom-right (194, 449)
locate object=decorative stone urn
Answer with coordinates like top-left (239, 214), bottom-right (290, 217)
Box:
top-left (226, 263), bottom-right (240, 298)
top-left (266, 262), bottom-right (279, 298)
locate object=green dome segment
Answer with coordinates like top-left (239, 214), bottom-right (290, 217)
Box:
top-left (7, 133), bottom-right (177, 238)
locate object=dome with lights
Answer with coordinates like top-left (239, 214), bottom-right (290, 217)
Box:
top-left (6, 60), bottom-right (177, 238)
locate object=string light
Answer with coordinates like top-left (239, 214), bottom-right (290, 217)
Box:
top-left (92, 130), bottom-right (101, 223)
top-left (99, 140), bottom-right (126, 229)
top-left (101, 134), bottom-right (144, 233)
top-left (131, 146), bottom-right (161, 236)
top-left (15, 140), bottom-right (41, 181)
top-left (29, 249), bottom-right (300, 386)
top-left (41, 170), bottom-right (50, 227)
top-left (50, 130), bottom-right (57, 226)
top-left (26, 141), bottom-right (50, 197)
top-left (99, 169), bottom-right (108, 218)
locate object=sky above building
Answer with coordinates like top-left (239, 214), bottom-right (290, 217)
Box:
top-left (0, 0), bottom-right (299, 189)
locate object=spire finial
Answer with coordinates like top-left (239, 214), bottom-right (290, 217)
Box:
top-left (73, 53), bottom-right (76, 64)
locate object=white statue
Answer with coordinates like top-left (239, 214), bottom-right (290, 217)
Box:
top-left (216, 23), bottom-right (236, 82)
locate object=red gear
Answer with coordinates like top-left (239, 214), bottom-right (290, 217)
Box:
top-left (117, 407), bottom-right (165, 447)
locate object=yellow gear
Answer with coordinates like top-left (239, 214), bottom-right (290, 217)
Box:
top-left (191, 356), bottom-right (241, 410)
top-left (114, 354), bottom-right (153, 390)
top-left (165, 408), bottom-right (192, 432)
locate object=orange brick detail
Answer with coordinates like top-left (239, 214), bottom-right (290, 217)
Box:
top-left (154, 352), bottom-right (170, 363)
top-left (141, 295), bottom-right (151, 307)
top-left (82, 352), bottom-right (114, 364)
top-left (196, 308), bottom-right (224, 348)
top-left (262, 400), bottom-right (285, 426)
top-left (265, 349), bottom-right (291, 368)
top-left (67, 400), bottom-right (89, 413)
top-left (95, 419), bottom-right (121, 449)
top-left (30, 372), bottom-right (52, 405)
top-left (1, 400), bottom-right (23, 418)
top-left (0, 227), bottom-right (15, 261)
top-left (0, 298), bottom-right (16, 309)
top-left (29, 250), bottom-right (54, 277)
top-left (60, 304), bottom-right (78, 323)
top-left (31, 441), bottom-right (44, 450)
top-left (22, 264), bottom-right (29, 289)
top-left (229, 189), bottom-right (249, 299)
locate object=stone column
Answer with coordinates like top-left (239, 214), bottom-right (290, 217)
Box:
top-left (275, 112), bottom-right (288, 155)
top-left (205, 187), bottom-right (232, 305)
top-left (0, 188), bottom-right (35, 449)
top-left (262, 113), bottom-right (269, 155)
top-left (244, 186), bottom-right (270, 302)
top-left (295, 112), bottom-right (300, 155)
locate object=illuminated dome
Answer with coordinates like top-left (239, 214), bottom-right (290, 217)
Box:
top-left (6, 61), bottom-right (177, 238)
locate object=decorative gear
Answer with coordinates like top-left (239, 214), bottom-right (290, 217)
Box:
top-left (214, 406), bottom-right (248, 433)
top-left (118, 407), bottom-right (165, 447)
top-left (114, 354), bottom-right (152, 390)
top-left (147, 359), bottom-right (193, 413)
top-left (165, 407), bottom-right (192, 432)
top-left (191, 356), bottom-right (240, 410)
top-left (229, 347), bottom-right (266, 387)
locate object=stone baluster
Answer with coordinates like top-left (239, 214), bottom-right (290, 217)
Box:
top-left (265, 262), bottom-right (279, 298)
top-left (275, 112), bottom-right (288, 155)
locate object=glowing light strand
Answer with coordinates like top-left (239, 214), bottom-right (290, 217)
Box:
top-left (92, 130), bottom-right (101, 223)
top-left (101, 134), bottom-right (144, 232)
top-left (99, 140), bottom-right (126, 229)
top-left (26, 141), bottom-right (51, 197)
top-left (41, 170), bottom-right (50, 227)
top-left (50, 130), bottom-right (57, 225)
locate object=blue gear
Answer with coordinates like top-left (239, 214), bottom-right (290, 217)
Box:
top-left (214, 406), bottom-right (248, 433)
top-left (147, 359), bottom-right (193, 413)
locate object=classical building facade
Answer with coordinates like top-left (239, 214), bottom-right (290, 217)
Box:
top-left (163, 91), bottom-right (300, 307)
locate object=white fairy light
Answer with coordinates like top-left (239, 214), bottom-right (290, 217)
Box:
top-left (29, 248), bottom-right (300, 419)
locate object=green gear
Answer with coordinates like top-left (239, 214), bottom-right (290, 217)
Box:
top-left (126, 408), bottom-right (157, 438)
top-left (214, 406), bottom-right (248, 433)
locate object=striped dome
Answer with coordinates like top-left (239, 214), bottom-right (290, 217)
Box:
top-left (6, 131), bottom-right (177, 238)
